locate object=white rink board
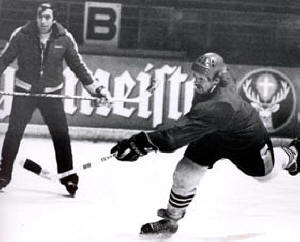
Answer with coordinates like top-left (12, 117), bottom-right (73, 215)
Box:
top-left (0, 136), bottom-right (300, 242)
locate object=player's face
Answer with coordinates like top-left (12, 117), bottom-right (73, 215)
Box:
top-left (192, 71), bottom-right (216, 95)
top-left (36, 8), bottom-right (54, 34)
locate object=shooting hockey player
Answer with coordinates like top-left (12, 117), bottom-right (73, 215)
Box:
top-left (110, 52), bottom-right (300, 237)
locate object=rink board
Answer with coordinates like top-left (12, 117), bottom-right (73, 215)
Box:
top-left (0, 54), bottom-right (300, 138)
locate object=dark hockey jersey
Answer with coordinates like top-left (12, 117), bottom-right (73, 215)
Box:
top-left (148, 83), bottom-right (269, 153)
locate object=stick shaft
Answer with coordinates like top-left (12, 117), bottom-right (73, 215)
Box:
top-left (22, 154), bottom-right (116, 181)
top-left (57, 154), bottom-right (116, 179)
top-left (0, 91), bottom-right (144, 103)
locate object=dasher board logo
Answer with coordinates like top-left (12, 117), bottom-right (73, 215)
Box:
top-left (237, 68), bottom-right (296, 133)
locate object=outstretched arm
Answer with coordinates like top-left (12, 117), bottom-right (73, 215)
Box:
top-left (111, 102), bottom-right (234, 161)
top-left (64, 31), bottom-right (111, 101)
top-left (0, 27), bottom-right (21, 75)
top-left (111, 118), bottom-right (215, 162)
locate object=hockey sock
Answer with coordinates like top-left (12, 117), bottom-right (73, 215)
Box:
top-left (169, 189), bottom-right (195, 209)
top-left (164, 189), bottom-right (196, 220)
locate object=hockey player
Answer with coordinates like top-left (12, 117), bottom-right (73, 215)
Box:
top-left (0, 3), bottom-right (110, 195)
top-left (111, 52), bottom-right (300, 236)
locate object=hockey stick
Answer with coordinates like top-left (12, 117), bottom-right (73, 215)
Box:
top-left (0, 66), bottom-right (180, 103)
top-left (19, 153), bottom-right (116, 181)
top-left (0, 91), bottom-right (147, 103)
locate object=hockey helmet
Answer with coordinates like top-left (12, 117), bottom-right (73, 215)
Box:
top-left (191, 53), bottom-right (227, 80)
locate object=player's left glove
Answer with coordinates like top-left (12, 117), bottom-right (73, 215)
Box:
top-left (111, 132), bottom-right (158, 161)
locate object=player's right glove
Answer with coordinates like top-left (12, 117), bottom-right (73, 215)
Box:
top-left (84, 80), bottom-right (112, 107)
top-left (111, 132), bottom-right (158, 161)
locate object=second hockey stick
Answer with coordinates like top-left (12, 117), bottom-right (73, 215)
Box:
top-left (20, 154), bottom-right (116, 181)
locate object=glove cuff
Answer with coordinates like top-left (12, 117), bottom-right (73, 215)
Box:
top-left (133, 132), bottom-right (158, 155)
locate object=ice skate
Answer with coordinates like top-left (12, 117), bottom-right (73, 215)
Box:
top-left (0, 177), bottom-right (10, 190)
top-left (140, 218), bottom-right (178, 238)
top-left (0, 170), bottom-right (11, 190)
top-left (64, 181), bottom-right (78, 196)
top-left (286, 138), bottom-right (300, 176)
top-left (0, 158), bottom-right (13, 190)
top-left (60, 174), bottom-right (79, 196)
top-left (157, 208), bottom-right (185, 221)
top-left (140, 208), bottom-right (180, 238)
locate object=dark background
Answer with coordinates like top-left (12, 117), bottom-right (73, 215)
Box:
top-left (1, 0), bottom-right (300, 66)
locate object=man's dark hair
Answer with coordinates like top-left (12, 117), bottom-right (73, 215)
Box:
top-left (37, 2), bottom-right (56, 19)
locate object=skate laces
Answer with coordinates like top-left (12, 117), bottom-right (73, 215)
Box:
top-left (151, 220), bottom-right (167, 232)
top-left (149, 219), bottom-right (178, 233)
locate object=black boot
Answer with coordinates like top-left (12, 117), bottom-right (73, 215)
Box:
top-left (60, 173), bottom-right (79, 196)
top-left (0, 158), bottom-right (13, 190)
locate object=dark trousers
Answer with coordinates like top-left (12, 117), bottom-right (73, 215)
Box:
top-left (1, 91), bottom-right (73, 174)
top-left (185, 133), bottom-right (273, 177)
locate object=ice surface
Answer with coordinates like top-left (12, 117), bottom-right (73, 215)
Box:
top-left (0, 136), bottom-right (300, 242)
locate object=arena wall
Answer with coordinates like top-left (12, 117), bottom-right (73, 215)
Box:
top-left (0, 54), bottom-right (299, 141)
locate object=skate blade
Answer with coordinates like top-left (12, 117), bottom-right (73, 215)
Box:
top-left (62, 193), bottom-right (76, 198)
top-left (139, 232), bottom-right (174, 240)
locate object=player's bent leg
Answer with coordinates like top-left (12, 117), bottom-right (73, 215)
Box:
top-left (254, 144), bottom-right (298, 182)
top-left (140, 157), bottom-right (208, 236)
top-left (166, 157), bottom-right (208, 218)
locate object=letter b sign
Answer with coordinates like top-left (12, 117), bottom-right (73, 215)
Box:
top-left (84, 2), bottom-right (121, 46)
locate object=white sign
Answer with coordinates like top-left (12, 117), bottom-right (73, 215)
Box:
top-left (84, 2), bottom-right (122, 46)
top-left (0, 64), bottom-right (193, 128)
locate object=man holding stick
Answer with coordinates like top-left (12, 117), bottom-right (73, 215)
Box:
top-left (0, 2), bottom-right (110, 195)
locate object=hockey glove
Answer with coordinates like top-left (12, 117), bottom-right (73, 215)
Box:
top-left (111, 132), bottom-right (158, 161)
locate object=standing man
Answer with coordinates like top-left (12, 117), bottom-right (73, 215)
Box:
top-left (111, 52), bottom-right (300, 236)
top-left (0, 3), bottom-right (108, 195)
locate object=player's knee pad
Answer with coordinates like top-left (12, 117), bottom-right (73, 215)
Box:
top-left (171, 156), bottom-right (208, 195)
top-left (260, 144), bottom-right (274, 176)
top-left (254, 145), bottom-right (276, 182)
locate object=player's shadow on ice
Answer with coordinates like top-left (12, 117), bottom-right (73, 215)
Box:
top-left (139, 232), bottom-right (263, 242)
top-left (198, 233), bottom-right (263, 241)
top-left (12, 187), bottom-right (72, 198)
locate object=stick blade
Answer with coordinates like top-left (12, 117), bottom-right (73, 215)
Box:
top-left (22, 158), bottom-right (42, 175)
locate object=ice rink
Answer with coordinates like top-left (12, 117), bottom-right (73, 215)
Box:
top-left (1, 135), bottom-right (300, 242)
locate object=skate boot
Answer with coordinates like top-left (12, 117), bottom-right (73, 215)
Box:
top-left (60, 173), bottom-right (79, 196)
top-left (0, 158), bottom-right (13, 190)
top-left (0, 176), bottom-right (10, 190)
top-left (140, 208), bottom-right (184, 238)
top-left (140, 219), bottom-right (178, 238)
top-left (157, 208), bottom-right (185, 221)
top-left (286, 138), bottom-right (300, 176)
